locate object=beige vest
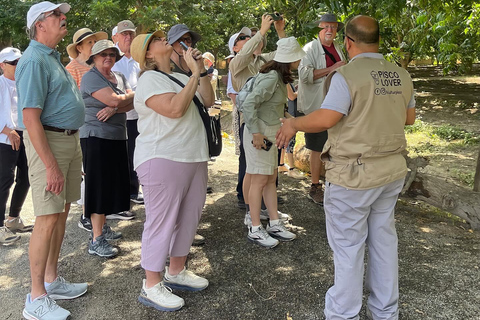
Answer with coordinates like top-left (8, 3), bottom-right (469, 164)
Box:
top-left (321, 56), bottom-right (414, 190)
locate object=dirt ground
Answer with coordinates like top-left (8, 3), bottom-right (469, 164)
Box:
top-left (2, 66), bottom-right (480, 320)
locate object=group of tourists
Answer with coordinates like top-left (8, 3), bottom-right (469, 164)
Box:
top-left (0, 1), bottom-right (415, 319)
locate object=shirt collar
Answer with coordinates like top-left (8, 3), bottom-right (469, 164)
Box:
top-left (350, 52), bottom-right (384, 61)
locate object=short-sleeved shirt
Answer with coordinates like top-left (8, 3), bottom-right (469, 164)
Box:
top-left (133, 70), bottom-right (209, 169)
top-left (111, 52), bottom-right (139, 120)
top-left (0, 75), bottom-right (20, 145)
top-left (79, 68), bottom-right (130, 140)
top-left (66, 59), bottom-right (91, 89)
top-left (15, 40), bottom-right (85, 130)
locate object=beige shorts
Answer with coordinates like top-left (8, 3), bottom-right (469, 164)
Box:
top-left (243, 121), bottom-right (280, 175)
top-left (24, 131), bottom-right (82, 216)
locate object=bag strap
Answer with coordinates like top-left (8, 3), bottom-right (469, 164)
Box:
top-left (91, 66), bottom-right (125, 95)
top-left (322, 45), bottom-right (338, 64)
top-left (155, 70), bottom-right (207, 112)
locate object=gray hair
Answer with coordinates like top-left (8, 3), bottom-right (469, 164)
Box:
top-left (27, 13), bottom-right (46, 40)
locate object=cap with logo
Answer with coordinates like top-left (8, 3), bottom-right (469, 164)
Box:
top-left (27, 1), bottom-right (70, 29)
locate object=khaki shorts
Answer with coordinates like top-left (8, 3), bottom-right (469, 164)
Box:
top-left (243, 121), bottom-right (280, 175)
top-left (24, 131), bottom-right (82, 216)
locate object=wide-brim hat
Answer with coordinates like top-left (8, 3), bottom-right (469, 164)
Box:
top-left (86, 39), bottom-right (123, 65)
top-left (66, 28), bottom-right (108, 59)
top-left (314, 13), bottom-right (344, 31)
top-left (167, 24), bottom-right (201, 46)
top-left (131, 30), bottom-right (166, 69)
top-left (228, 27), bottom-right (252, 55)
top-left (27, 1), bottom-right (70, 29)
top-left (0, 47), bottom-right (22, 63)
top-left (274, 37), bottom-right (306, 63)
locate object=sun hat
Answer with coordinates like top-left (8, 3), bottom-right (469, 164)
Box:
top-left (228, 27), bottom-right (252, 55)
top-left (117, 20), bottom-right (136, 34)
top-left (314, 13), bottom-right (344, 30)
top-left (167, 24), bottom-right (201, 46)
top-left (0, 47), bottom-right (22, 63)
top-left (273, 37), bottom-right (306, 63)
top-left (85, 40), bottom-right (123, 65)
top-left (130, 30), bottom-right (166, 68)
top-left (202, 52), bottom-right (215, 64)
top-left (27, 1), bottom-right (70, 29)
top-left (66, 28), bottom-right (108, 58)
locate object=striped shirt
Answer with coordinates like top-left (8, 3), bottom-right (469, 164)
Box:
top-left (66, 59), bottom-right (90, 89)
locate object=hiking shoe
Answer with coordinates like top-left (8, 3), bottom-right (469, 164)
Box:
top-left (46, 276), bottom-right (88, 300)
top-left (138, 279), bottom-right (184, 312)
top-left (23, 293), bottom-right (70, 320)
top-left (88, 235), bottom-right (118, 258)
top-left (164, 267), bottom-right (209, 292)
top-left (5, 217), bottom-right (33, 232)
top-left (77, 215), bottom-right (92, 231)
top-left (206, 186), bottom-right (213, 194)
top-left (247, 226), bottom-right (279, 248)
top-left (0, 226), bottom-right (20, 245)
top-left (130, 193), bottom-right (144, 204)
top-left (106, 211), bottom-right (135, 220)
top-left (102, 225), bottom-right (122, 241)
top-left (277, 196), bottom-right (285, 205)
top-left (237, 198), bottom-right (246, 209)
top-left (267, 221), bottom-right (297, 241)
top-left (307, 183), bottom-right (324, 205)
top-left (192, 233), bottom-right (205, 246)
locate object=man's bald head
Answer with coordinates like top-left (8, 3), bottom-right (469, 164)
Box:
top-left (345, 15), bottom-right (379, 45)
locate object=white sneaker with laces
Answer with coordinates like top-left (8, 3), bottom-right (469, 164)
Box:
top-left (244, 210), bottom-right (291, 227)
top-left (247, 225), bottom-right (279, 248)
top-left (23, 293), bottom-right (71, 320)
top-left (164, 267), bottom-right (209, 292)
top-left (138, 279), bottom-right (184, 312)
top-left (46, 276), bottom-right (88, 300)
top-left (266, 220), bottom-right (296, 241)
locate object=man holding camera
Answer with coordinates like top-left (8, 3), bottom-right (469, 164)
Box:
top-left (297, 13), bottom-right (346, 205)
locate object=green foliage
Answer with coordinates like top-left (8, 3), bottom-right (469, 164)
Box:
top-left (431, 124), bottom-right (479, 145)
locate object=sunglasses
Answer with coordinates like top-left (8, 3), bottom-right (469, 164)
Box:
top-left (98, 52), bottom-right (116, 58)
top-left (5, 60), bottom-right (19, 66)
top-left (45, 10), bottom-right (62, 18)
top-left (179, 36), bottom-right (192, 43)
top-left (235, 35), bottom-right (251, 45)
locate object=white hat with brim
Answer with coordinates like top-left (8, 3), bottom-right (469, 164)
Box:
top-left (274, 37), bottom-right (306, 63)
top-left (27, 1), bottom-right (70, 29)
top-left (85, 40), bottom-right (123, 65)
top-left (66, 28), bottom-right (108, 59)
top-left (0, 47), bottom-right (22, 63)
top-left (228, 27), bottom-right (252, 55)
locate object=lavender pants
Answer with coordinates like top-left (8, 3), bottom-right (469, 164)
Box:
top-left (136, 158), bottom-right (207, 272)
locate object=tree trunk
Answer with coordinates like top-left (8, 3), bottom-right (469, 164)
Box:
top-left (473, 148), bottom-right (480, 192)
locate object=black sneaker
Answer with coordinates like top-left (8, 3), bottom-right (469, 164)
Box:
top-left (78, 215), bottom-right (92, 231)
top-left (206, 186), bottom-right (213, 194)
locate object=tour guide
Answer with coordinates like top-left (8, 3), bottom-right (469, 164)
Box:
top-left (276, 15), bottom-right (416, 320)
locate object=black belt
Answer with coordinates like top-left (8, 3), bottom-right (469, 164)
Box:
top-left (43, 125), bottom-right (78, 135)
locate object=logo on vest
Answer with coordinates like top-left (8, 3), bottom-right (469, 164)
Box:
top-left (371, 70), bottom-right (403, 95)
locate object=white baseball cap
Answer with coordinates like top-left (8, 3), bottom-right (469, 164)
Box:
top-left (228, 27), bottom-right (252, 55)
top-left (112, 26), bottom-right (118, 37)
top-left (0, 47), bottom-right (22, 63)
top-left (27, 1), bottom-right (70, 29)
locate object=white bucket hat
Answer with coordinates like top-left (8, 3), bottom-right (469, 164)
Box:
top-left (274, 37), bottom-right (306, 63)
top-left (27, 1), bottom-right (70, 29)
top-left (0, 47), bottom-right (22, 63)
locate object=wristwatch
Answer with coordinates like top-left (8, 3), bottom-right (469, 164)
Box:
top-left (200, 71), bottom-right (208, 77)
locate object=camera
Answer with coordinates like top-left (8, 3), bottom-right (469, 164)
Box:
top-left (268, 12), bottom-right (283, 21)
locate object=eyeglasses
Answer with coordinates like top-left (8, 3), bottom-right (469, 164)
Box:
top-left (321, 25), bottom-right (338, 30)
top-left (5, 60), bottom-right (19, 66)
top-left (45, 10), bottom-right (62, 19)
top-left (344, 35), bottom-right (355, 42)
top-left (234, 35), bottom-right (251, 45)
top-left (98, 52), bottom-right (116, 58)
top-left (179, 36), bottom-right (192, 44)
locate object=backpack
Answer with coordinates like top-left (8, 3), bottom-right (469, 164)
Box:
top-left (236, 75), bottom-right (258, 113)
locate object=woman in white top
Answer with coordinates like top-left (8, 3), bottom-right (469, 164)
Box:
top-left (130, 30), bottom-right (214, 312)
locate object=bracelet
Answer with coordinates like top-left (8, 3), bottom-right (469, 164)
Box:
top-left (200, 71), bottom-right (208, 77)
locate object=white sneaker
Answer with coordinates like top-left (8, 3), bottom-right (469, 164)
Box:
top-left (23, 293), bottom-right (71, 320)
top-left (247, 226), bottom-right (279, 248)
top-left (164, 267), bottom-right (209, 292)
top-left (138, 280), bottom-right (184, 312)
top-left (0, 226), bottom-right (20, 245)
top-left (244, 210), bottom-right (291, 227)
top-left (106, 211), bottom-right (135, 220)
top-left (266, 221), bottom-right (296, 241)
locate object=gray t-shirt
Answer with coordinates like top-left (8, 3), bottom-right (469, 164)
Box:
top-left (79, 68), bottom-right (130, 140)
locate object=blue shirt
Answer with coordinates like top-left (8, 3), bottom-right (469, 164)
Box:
top-left (15, 40), bottom-right (85, 130)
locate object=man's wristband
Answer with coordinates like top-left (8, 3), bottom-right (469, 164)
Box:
top-left (200, 71), bottom-right (208, 77)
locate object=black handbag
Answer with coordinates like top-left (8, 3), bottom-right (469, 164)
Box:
top-left (156, 70), bottom-right (222, 157)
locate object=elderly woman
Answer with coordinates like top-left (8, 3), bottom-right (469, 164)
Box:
top-left (242, 37), bottom-right (305, 248)
top-left (66, 28), bottom-right (107, 88)
top-left (80, 40), bottom-right (134, 258)
top-left (130, 30), bottom-right (214, 311)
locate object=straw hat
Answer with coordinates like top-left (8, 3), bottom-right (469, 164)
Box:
top-left (67, 28), bottom-right (108, 59)
top-left (130, 30), bottom-right (166, 69)
top-left (85, 40), bottom-right (123, 65)
top-left (273, 37), bottom-right (306, 63)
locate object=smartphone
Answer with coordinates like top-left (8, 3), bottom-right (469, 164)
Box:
top-left (179, 41), bottom-right (189, 51)
top-left (268, 12), bottom-right (283, 21)
top-left (252, 138), bottom-right (273, 151)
